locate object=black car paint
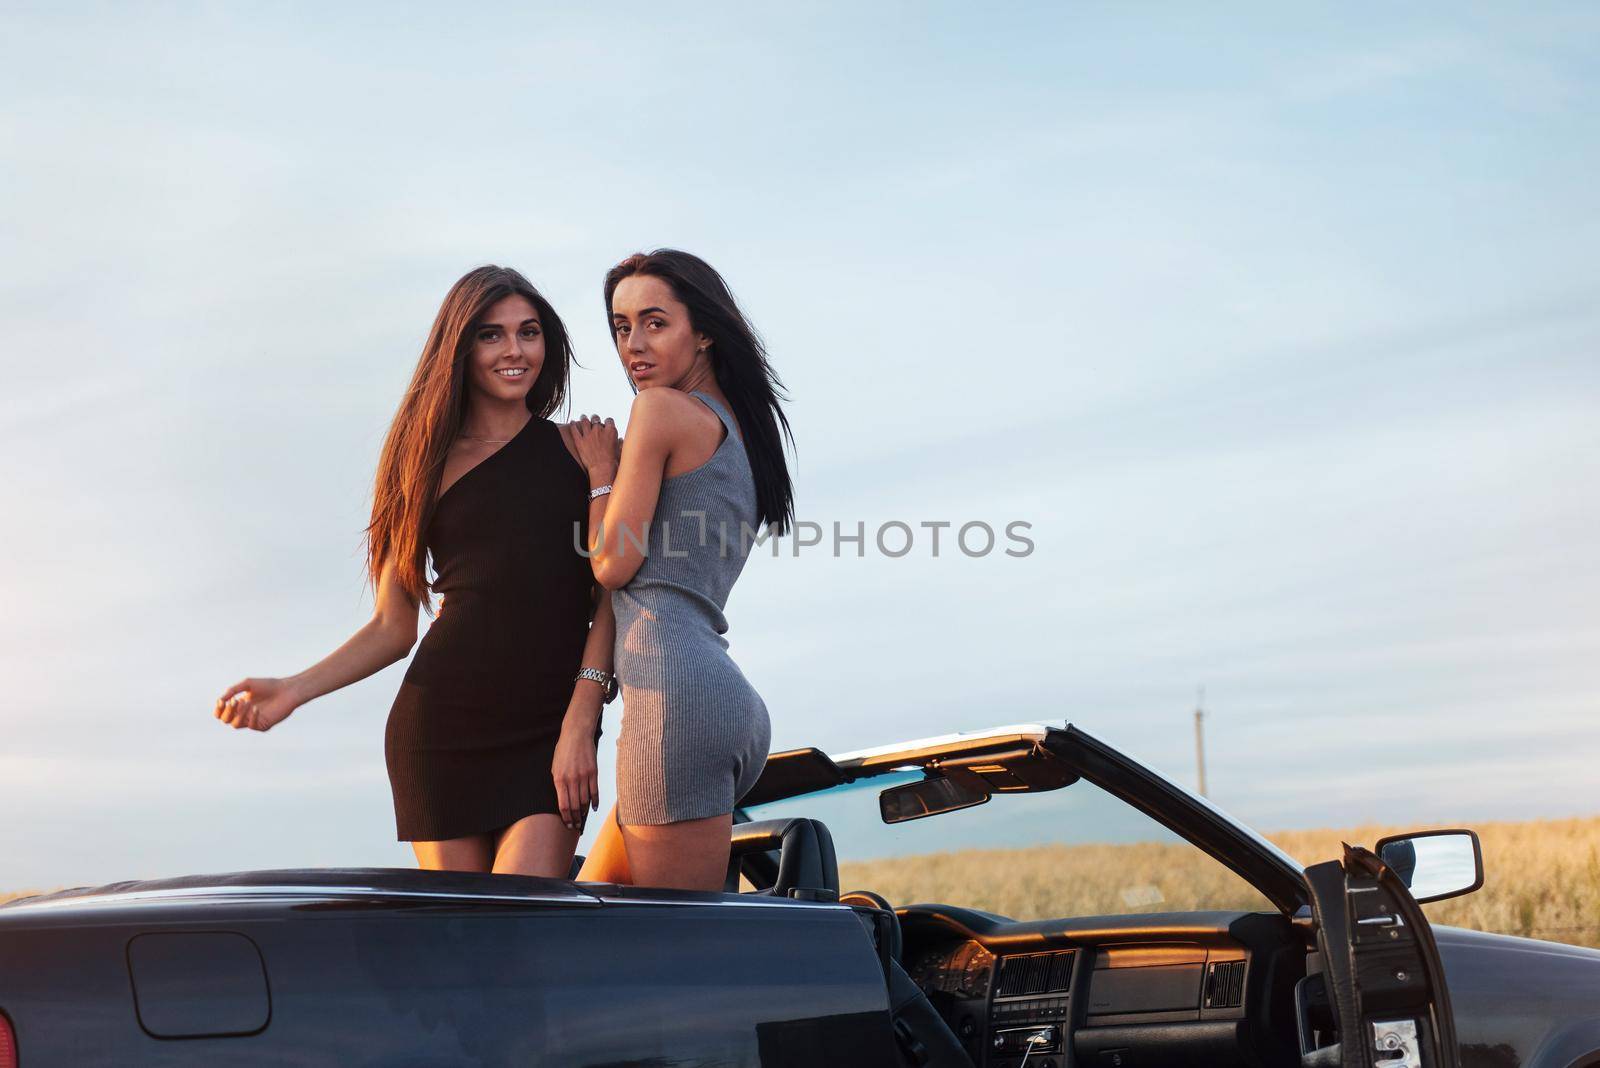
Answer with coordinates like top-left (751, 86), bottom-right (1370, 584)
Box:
top-left (0, 871), bottom-right (896, 1066)
top-left (1435, 926), bottom-right (1600, 1068)
top-left (3, 724), bottom-right (1598, 1067)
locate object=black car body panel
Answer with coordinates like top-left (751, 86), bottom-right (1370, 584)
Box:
top-left (3, 724), bottom-right (1597, 1067)
top-left (1434, 926), bottom-right (1600, 1068)
top-left (0, 869), bottom-right (896, 1066)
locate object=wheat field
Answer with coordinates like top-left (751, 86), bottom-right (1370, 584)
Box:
top-left (838, 814), bottom-right (1600, 949)
top-left (4, 816), bottom-right (1595, 948)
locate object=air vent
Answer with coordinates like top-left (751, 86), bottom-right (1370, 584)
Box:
top-left (1204, 960), bottom-right (1246, 1009)
top-left (996, 954), bottom-right (1036, 996)
top-left (1046, 950), bottom-right (1075, 992)
top-left (996, 951), bottom-right (1075, 997)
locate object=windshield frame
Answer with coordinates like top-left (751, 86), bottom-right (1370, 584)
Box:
top-left (739, 722), bottom-right (1308, 914)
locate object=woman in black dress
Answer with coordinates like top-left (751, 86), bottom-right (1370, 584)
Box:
top-left (213, 266), bottom-right (621, 877)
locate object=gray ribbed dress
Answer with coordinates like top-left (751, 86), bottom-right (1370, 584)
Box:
top-left (611, 390), bottom-right (772, 825)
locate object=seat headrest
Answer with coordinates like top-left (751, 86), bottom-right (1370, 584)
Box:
top-left (726, 817), bottom-right (839, 898)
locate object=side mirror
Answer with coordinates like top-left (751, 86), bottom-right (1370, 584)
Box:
top-left (1372, 828), bottom-right (1484, 904)
top-left (880, 769), bottom-right (990, 824)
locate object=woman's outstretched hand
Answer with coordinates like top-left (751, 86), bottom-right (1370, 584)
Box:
top-left (569, 414), bottom-right (620, 483)
top-left (215, 677), bottom-right (301, 732)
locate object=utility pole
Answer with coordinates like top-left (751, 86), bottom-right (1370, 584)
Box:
top-left (1194, 686), bottom-right (1208, 798)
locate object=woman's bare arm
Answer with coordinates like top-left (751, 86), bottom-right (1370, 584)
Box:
top-left (214, 557), bottom-right (419, 732)
top-left (581, 389), bottom-right (687, 590)
top-left (552, 586), bottom-right (615, 828)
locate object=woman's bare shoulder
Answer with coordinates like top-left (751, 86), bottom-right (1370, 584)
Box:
top-left (629, 387), bottom-right (699, 416)
top-left (554, 419), bottom-right (579, 459)
top-left (628, 388), bottom-right (705, 440)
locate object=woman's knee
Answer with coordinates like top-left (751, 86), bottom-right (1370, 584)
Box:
top-left (491, 813), bottom-right (578, 877)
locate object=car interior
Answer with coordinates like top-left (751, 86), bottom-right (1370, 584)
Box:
top-left (723, 734), bottom-right (1340, 1068)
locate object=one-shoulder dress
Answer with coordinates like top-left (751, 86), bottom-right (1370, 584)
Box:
top-left (384, 416), bottom-right (595, 842)
top-left (612, 391), bottom-right (772, 825)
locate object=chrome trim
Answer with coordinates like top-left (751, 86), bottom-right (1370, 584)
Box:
top-left (831, 724), bottom-right (1050, 770)
top-left (5, 882), bottom-right (854, 915)
top-left (1372, 1019), bottom-right (1421, 1068)
top-left (4, 884), bottom-right (602, 911)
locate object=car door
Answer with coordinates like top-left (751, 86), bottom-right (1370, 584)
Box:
top-left (1302, 832), bottom-right (1483, 1068)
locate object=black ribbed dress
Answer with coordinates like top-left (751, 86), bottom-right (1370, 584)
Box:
top-left (384, 416), bottom-right (594, 842)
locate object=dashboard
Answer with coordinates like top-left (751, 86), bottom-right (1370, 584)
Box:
top-left (900, 906), bottom-right (1306, 1068)
top-left (908, 939), bottom-right (998, 1001)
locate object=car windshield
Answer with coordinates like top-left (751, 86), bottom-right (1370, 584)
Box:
top-left (742, 767), bottom-right (1276, 920)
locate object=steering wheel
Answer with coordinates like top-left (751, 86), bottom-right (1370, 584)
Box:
top-left (840, 888), bottom-right (902, 962)
top-left (839, 891), bottom-right (972, 1067)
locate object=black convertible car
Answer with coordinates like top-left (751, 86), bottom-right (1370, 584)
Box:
top-left (1, 723), bottom-right (1596, 1066)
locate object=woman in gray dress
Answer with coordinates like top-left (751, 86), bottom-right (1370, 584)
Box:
top-left (569, 249), bottom-right (794, 891)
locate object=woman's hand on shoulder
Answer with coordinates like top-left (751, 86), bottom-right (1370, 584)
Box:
top-left (214, 676), bottom-right (302, 732)
top-left (567, 414), bottom-right (620, 484)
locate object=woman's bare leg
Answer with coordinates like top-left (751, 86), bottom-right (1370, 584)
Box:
top-left (411, 834), bottom-right (495, 872)
top-left (492, 813), bottom-right (580, 877)
top-left (620, 812), bottom-right (733, 892)
top-left (575, 803), bottom-right (632, 884)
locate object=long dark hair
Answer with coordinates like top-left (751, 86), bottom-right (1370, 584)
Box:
top-left (368, 265), bottom-right (573, 612)
top-left (604, 249), bottom-right (795, 536)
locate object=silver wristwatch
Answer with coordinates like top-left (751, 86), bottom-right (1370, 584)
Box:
top-left (575, 667), bottom-right (619, 704)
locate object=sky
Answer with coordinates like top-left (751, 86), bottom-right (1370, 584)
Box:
top-left (1, 3), bottom-right (1596, 890)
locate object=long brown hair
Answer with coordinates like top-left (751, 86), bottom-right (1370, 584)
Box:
top-left (604, 249), bottom-right (795, 535)
top-left (367, 265), bottom-right (573, 612)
